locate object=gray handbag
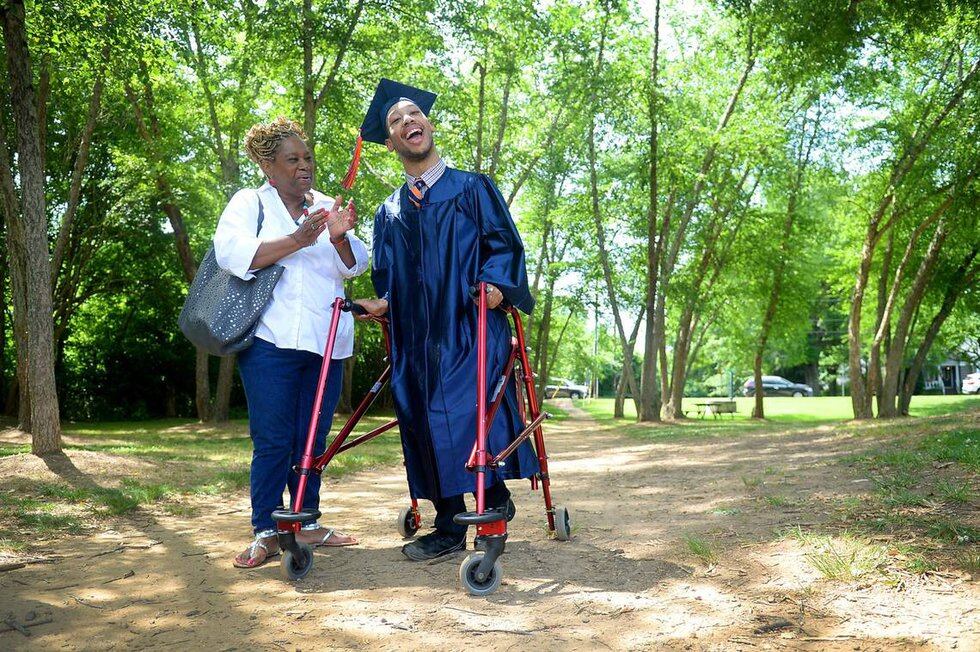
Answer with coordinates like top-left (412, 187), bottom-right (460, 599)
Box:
top-left (178, 194), bottom-right (284, 356)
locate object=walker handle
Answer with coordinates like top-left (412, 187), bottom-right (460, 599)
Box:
top-left (468, 284), bottom-right (511, 309)
top-left (342, 299), bottom-right (369, 316)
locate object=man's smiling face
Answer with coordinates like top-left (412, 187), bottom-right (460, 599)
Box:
top-left (385, 100), bottom-right (434, 161)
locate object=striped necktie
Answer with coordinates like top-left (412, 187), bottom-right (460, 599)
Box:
top-left (408, 178), bottom-right (426, 208)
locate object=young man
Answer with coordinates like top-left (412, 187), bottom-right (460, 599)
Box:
top-left (355, 79), bottom-right (539, 561)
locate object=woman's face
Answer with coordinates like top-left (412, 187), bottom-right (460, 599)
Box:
top-left (261, 135), bottom-right (313, 195)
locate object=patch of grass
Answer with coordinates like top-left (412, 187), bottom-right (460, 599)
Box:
top-left (1, 414), bottom-right (413, 553)
top-left (926, 519), bottom-right (978, 545)
top-left (741, 475), bottom-right (762, 489)
top-left (955, 551), bottom-right (980, 575)
top-left (794, 530), bottom-right (887, 581)
top-left (837, 496), bottom-right (865, 518)
top-left (763, 494), bottom-right (796, 507)
top-left (31, 483), bottom-right (91, 503)
top-left (14, 479), bottom-right (172, 516)
top-left (866, 449), bottom-right (921, 472)
top-left (935, 478), bottom-right (972, 504)
top-left (0, 537), bottom-right (28, 554)
top-left (193, 467), bottom-right (252, 495)
top-left (162, 503), bottom-right (200, 517)
top-left (710, 507), bottom-right (741, 516)
top-left (16, 510), bottom-right (85, 535)
top-left (879, 487), bottom-right (929, 508)
top-left (919, 429), bottom-right (979, 471)
top-left (903, 553), bottom-right (938, 575)
top-left (0, 445), bottom-right (30, 458)
top-left (543, 403), bottom-right (569, 420)
top-left (581, 395), bottom-right (980, 424)
top-left (682, 534), bottom-right (717, 564)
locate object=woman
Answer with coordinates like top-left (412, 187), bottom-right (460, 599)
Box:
top-left (213, 117), bottom-right (367, 568)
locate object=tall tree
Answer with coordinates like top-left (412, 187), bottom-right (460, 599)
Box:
top-left (1, 0), bottom-right (61, 453)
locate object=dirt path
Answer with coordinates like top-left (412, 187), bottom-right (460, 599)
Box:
top-left (1, 404), bottom-right (977, 650)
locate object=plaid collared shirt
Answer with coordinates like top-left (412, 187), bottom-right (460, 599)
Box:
top-left (405, 158), bottom-right (447, 192)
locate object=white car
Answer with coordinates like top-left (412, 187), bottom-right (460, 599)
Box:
top-left (544, 378), bottom-right (589, 399)
top-left (963, 372), bottom-right (980, 395)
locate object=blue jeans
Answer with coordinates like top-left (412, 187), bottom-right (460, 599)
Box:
top-left (238, 338), bottom-right (345, 534)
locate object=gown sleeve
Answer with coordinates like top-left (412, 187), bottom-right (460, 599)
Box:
top-left (471, 174), bottom-right (535, 314)
top-left (370, 203), bottom-right (390, 301)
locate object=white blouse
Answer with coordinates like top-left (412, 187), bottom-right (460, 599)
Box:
top-left (212, 182), bottom-right (368, 359)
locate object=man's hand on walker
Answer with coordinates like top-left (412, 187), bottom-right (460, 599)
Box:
top-left (476, 283), bottom-right (504, 310)
top-left (353, 297), bottom-right (388, 318)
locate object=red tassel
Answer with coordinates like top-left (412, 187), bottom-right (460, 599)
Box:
top-left (340, 132), bottom-right (363, 190)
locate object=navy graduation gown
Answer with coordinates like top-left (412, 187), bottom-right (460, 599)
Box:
top-left (371, 168), bottom-right (540, 501)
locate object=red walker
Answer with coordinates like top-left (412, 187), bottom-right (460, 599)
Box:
top-left (271, 282), bottom-right (571, 595)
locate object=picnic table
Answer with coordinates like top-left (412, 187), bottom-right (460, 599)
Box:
top-left (692, 399), bottom-right (737, 419)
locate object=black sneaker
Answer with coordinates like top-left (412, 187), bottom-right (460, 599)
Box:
top-left (401, 530), bottom-right (466, 561)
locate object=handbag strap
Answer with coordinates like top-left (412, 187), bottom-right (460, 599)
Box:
top-left (255, 192), bottom-right (265, 236)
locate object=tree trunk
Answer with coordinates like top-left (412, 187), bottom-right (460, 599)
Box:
top-left (664, 306), bottom-right (695, 419)
top-left (51, 53), bottom-right (105, 283)
top-left (847, 220), bottom-right (878, 419)
top-left (533, 287), bottom-right (557, 401)
top-left (586, 8), bottom-right (641, 415)
top-left (878, 217), bottom-right (952, 417)
top-left (614, 367), bottom-right (628, 418)
top-left (847, 56), bottom-right (979, 419)
top-left (751, 108), bottom-right (818, 417)
top-left (899, 248), bottom-right (978, 414)
top-left (487, 63), bottom-right (514, 181)
top-left (0, 232), bottom-right (6, 405)
top-left (639, 0), bottom-right (661, 422)
top-left (656, 295), bottom-right (669, 415)
top-left (338, 357), bottom-right (354, 414)
top-left (532, 277), bottom-right (556, 378)
top-left (127, 75), bottom-right (211, 420)
top-left (3, 214), bottom-right (28, 427)
top-left (614, 310), bottom-right (644, 419)
top-left (210, 355), bottom-right (236, 422)
top-left (2, 0), bottom-right (61, 453)
top-left (195, 349), bottom-right (210, 421)
top-left (301, 0), bottom-right (316, 153)
top-left (870, 229), bottom-right (895, 416)
top-left (657, 34), bottom-right (755, 419)
top-left (474, 61), bottom-right (486, 173)
top-left (538, 309), bottom-right (571, 403)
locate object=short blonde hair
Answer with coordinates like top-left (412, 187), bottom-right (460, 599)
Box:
top-left (244, 117), bottom-right (307, 164)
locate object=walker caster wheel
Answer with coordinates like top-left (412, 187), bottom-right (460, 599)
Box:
top-left (505, 498), bottom-right (516, 522)
top-left (280, 543), bottom-right (314, 581)
top-left (554, 506), bottom-right (572, 541)
top-left (397, 506), bottom-right (419, 539)
top-left (459, 552), bottom-right (502, 597)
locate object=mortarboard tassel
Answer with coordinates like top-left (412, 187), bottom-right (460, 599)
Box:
top-left (340, 132), bottom-right (363, 190)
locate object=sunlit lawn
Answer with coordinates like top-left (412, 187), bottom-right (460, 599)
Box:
top-left (572, 393), bottom-right (980, 579)
top-left (575, 394), bottom-right (980, 423)
top-left (0, 412), bottom-right (406, 549)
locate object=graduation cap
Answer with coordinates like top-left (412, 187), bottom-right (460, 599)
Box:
top-left (340, 79), bottom-right (438, 190)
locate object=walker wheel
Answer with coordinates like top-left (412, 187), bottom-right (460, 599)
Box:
top-left (280, 543), bottom-right (314, 581)
top-left (505, 498), bottom-right (516, 522)
top-left (554, 506), bottom-right (572, 541)
top-left (397, 506), bottom-right (419, 539)
top-left (459, 552), bottom-right (502, 597)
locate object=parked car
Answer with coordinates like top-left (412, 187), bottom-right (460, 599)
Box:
top-left (742, 375), bottom-right (813, 397)
top-left (544, 378), bottom-right (589, 399)
top-left (963, 372), bottom-right (980, 394)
